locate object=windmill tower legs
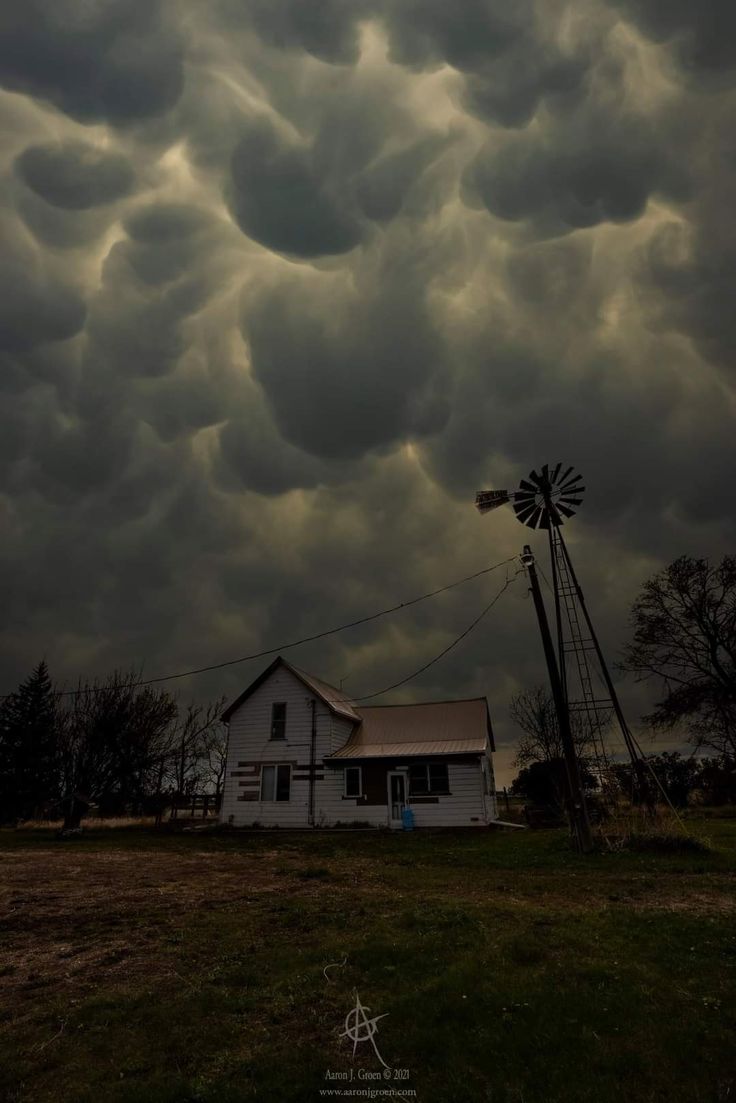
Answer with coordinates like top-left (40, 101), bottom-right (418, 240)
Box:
top-left (521, 546), bottom-right (594, 853)
top-left (549, 527), bottom-right (653, 811)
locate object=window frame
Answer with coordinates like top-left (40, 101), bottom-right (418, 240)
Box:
top-left (344, 766), bottom-right (362, 798)
top-left (260, 763), bottom-right (291, 802)
top-left (270, 701), bottom-right (287, 740)
top-left (409, 762), bottom-right (450, 796)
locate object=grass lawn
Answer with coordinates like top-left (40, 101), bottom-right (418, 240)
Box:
top-left (1, 817), bottom-right (735, 1103)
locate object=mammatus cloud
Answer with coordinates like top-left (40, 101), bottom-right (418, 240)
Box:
top-left (16, 142), bottom-right (136, 210)
top-left (0, 0), bottom-right (734, 782)
top-left (0, 0), bottom-right (183, 124)
top-left (226, 118), bottom-right (363, 258)
top-left (609, 0), bottom-right (736, 81)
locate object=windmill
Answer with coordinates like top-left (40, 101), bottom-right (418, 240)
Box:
top-left (476, 464), bottom-right (651, 846)
top-left (477, 463), bottom-right (585, 530)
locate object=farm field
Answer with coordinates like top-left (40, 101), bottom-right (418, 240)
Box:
top-left (1, 818), bottom-right (735, 1103)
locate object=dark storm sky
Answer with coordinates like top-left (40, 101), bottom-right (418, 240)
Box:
top-left (1, 0), bottom-right (734, 784)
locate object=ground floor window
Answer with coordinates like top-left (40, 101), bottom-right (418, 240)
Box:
top-left (344, 766), bottom-right (362, 797)
top-left (409, 762), bottom-right (450, 795)
top-left (261, 764), bottom-right (291, 801)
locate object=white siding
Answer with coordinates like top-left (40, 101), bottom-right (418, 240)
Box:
top-left (410, 761), bottom-right (490, 827)
top-left (328, 714), bottom-right (356, 757)
top-left (315, 767), bottom-right (388, 828)
top-left (316, 759), bottom-right (498, 828)
top-left (221, 666), bottom-right (339, 827)
top-left (220, 664), bottom-right (500, 828)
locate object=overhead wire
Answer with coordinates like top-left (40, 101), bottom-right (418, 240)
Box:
top-left (536, 561), bottom-right (555, 596)
top-left (1, 555), bottom-right (518, 699)
top-left (354, 566), bottom-right (520, 702)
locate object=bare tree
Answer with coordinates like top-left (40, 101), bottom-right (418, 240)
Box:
top-left (58, 670), bottom-right (177, 829)
top-left (510, 685), bottom-right (601, 768)
top-left (620, 555), bottom-right (736, 758)
top-left (162, 698), bottom-right (225, 817)
top-left (200, 715), bottom-right (228, 810)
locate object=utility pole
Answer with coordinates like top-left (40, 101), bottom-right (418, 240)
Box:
top-left (520, 545), bottom-right (593, 854)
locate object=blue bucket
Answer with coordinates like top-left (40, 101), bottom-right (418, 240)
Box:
top-left (401, 807), bottom-right (415, 831)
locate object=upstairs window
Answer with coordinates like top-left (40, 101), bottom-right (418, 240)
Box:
top-left (344, 766), bottom-right (362, 798)
top-left (261, 764), bottom-right (291, 802)
top-left (271, 702), bottom-right (287, 740)
top-left (409, 762), bottom-right (450, 795)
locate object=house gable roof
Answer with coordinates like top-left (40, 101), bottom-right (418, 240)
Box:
top-left (221, 656), bottom-right (361, 723)
top-left (328, 697), bottom-right (495, 759)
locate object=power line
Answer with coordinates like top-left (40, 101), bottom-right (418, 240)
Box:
top-left (1, 555), bottom-right (517, 699)
top-left (354, 568), bottom-right (519, 702)
top-left (536, 561), bottom-right (554, 596)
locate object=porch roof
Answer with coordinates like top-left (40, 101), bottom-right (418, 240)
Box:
top-left (327, 697), bottom-right (493, 760)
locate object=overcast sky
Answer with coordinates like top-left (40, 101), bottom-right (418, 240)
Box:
top-left (0, 0), bottom-right (734, 785)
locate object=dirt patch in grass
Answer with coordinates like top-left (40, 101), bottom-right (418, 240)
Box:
top-left (2, 838), bottom-right (734, 1018)
top-left (1, 851), bottom-right (227, 1008)
top-left (459, 873), bottom-right (736, 916)
top-left (0, 846), bottom-right (399, 1013)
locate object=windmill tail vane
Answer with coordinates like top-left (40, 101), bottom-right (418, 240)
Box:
top-left (475, 489), bottom-right (512, 514)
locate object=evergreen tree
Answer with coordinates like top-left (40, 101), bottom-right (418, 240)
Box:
top-left (0, 661), bottom-right (60, 822)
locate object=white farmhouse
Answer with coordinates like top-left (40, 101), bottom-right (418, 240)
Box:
top-left (220, 656), bottom-right (498, 829)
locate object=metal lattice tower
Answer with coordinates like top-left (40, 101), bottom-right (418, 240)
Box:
top-left (476, 463), bottom-right (648, 801)
top-left (549, 525), bottom-right (611, 777)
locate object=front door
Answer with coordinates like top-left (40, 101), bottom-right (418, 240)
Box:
top-left (387, 772), bottom-right (407, 828)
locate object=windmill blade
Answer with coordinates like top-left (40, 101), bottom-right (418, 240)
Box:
top-left (559, 491), bottom-right (583, 507)
top-left (513, 499), bottom-right (538, 520)
top-left (514, 501), bottom-right (539, 524)
top-left (507, 461), bottom-right (585, 530)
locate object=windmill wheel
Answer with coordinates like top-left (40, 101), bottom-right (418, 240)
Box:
top-left (512, 463), bottom-right (585, 529)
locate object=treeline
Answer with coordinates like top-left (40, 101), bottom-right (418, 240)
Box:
top-left (0, 662), bottom-right (226, 829)
top-left (511, 750), bottom-right (736, 810)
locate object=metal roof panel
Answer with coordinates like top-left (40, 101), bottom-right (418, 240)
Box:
top-left (327, 697), bottom-right (492, 759)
